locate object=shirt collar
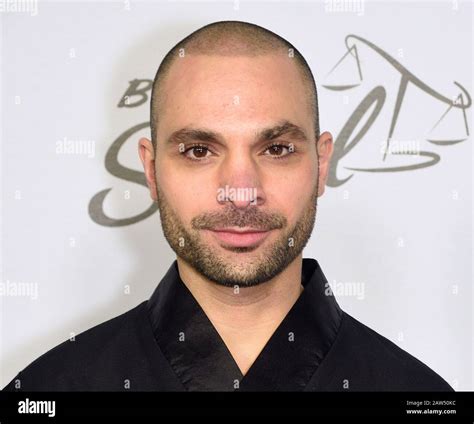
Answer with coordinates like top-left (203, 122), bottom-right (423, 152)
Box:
top-left (146, 258), bottom-right (343, 391)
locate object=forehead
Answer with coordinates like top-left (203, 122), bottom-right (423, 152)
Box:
top-left (157, 54), bottom-right (312, 136)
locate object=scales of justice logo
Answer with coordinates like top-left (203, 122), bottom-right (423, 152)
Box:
top-left (89, 34), bottom-right (471, 227)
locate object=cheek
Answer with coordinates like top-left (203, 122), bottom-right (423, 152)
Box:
top-left (268, 184), bottom-right (308, 225)
top-left (156, 158), bottom-right (217, 222)
top-left (264, 160), bottom-right (317, 218)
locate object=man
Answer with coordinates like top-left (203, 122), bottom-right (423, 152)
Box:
top-left (3, 20), bottom-right (452, 392)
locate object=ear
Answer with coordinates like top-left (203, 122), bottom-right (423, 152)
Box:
top-left (138, 137), bottom-right (158, 202)
top-left (316, 131), bottom-right (334, 197)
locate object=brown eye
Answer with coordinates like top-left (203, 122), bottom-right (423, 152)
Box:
top-left (184, 145), bottom-right (212, 160)
top-left (191, 146), bottom-right (208, 158)
top-left (264, 144), bottom-right (292, 158)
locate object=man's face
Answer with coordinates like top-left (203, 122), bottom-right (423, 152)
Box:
top-left (143, 54), bottom-right (332, 287)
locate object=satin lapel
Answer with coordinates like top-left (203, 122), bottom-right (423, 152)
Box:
top-left (239, 259), bottom-right (343, 391)
top-left (147, 262), bottom-right (243, 391)
top-left (146, 259), bottom-right (342, 391)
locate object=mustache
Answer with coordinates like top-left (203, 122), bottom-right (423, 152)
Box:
top-left (191, 206), bottom-right (287, 231)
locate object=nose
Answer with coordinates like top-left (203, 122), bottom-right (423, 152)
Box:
top-left (216, 151), bottom-right (265, 209)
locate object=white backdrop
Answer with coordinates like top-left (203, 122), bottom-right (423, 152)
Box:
top-left (1, 0), bottom-right (472, 390)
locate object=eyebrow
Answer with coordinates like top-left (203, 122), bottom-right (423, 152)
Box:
top-left (164, 120), bottom-right (310, 147)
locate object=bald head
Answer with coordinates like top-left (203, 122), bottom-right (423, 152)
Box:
top-left (150, 20), bottom-right (319, 149)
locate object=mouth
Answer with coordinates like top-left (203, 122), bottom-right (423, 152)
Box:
top-left (207, 227), bottom-right (272, 248)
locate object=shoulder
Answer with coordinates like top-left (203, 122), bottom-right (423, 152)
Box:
top-left (315, 312), bottom-right (453, 391)
top-left (3, 302), bottom-right (150, 391)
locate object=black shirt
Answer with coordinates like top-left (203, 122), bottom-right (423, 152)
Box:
top-left (2, 258), bottom-right (453, 391)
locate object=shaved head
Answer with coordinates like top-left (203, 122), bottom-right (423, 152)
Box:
top-left (150, 20), bottom-right (320, 150)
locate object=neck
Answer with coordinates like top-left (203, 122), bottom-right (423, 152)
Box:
top-left (176, 255), bottom-right (304, 375)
